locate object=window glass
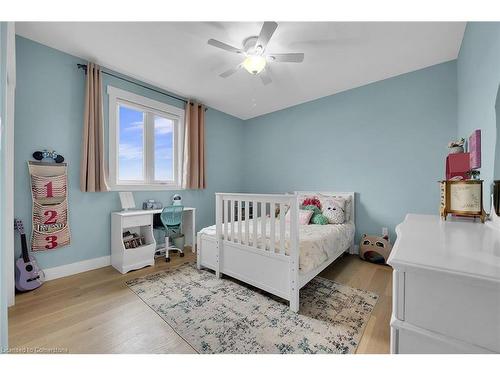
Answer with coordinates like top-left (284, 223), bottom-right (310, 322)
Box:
top-left (154, 115), bottom-right (174, 181)
top-left (118, 105), bottom-right (144, 181)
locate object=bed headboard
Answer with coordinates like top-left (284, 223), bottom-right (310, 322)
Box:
top-left (294, 191), bottom-right (356, 224)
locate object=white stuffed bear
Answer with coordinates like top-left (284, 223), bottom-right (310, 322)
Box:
top-left (323, 198), bottom-right (346, 224)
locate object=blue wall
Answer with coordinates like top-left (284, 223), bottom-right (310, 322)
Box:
top-left (14, 36), bottom-right (244, 269)
top-left (242, 62), bottom-right (458, 241)
top-left (457, 23), bottom-right (500, 209)
top-left (14, 35), bottom-right (460, 270)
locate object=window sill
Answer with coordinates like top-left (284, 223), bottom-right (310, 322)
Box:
top-left (108, 184), bottom-right (184, 192)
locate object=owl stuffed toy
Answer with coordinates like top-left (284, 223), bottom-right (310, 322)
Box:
top-left (322, 198), bottom-right (345, 224)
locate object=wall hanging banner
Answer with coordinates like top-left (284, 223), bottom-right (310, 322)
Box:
top-left (28, 161), bottom-right (71, 251)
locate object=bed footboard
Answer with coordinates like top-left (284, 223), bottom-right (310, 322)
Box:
top-left (202, 193), bottom-right (300, 312)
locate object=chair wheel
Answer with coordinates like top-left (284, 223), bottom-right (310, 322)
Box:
top-left (165, 257), bottom-right (170, 262)
top-left (179, 253), bottom-right (184, 257)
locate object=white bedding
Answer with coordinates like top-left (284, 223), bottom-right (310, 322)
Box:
top-left (198, 219), bottom-right (355, 274)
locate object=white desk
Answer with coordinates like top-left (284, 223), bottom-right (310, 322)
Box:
top-left (111, 207), bottom-right (196, 274)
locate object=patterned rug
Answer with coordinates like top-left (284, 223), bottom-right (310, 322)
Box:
top-left (126, 264), bottom-right (378, 354)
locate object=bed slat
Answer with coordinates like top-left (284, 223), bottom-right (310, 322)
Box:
top-left (279, 203), bottom-right (286, 254)
top-left (224, 199), bottom-right (228, 241)
top-left (244, 200), bottom-right (250, 245)
top-left (237, 200), bottom-right (242, 244)
top-left (230, 200), bottom-right (235, 242)
top-left (261, 201), bottom-right (267, 251)
top-left (253, 200), bottom-right (258, 248)
top-left (269, 203), bottom-right (276, 253)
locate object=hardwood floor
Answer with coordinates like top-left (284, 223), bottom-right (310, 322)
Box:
top-left (8, 251), bottom-right (392, 354)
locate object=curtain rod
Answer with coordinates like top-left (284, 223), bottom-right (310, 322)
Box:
top-left (77, 63), bottom-right (204, 108)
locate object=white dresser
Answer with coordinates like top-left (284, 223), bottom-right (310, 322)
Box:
top-left (388, 214), bottom-right (500, 354)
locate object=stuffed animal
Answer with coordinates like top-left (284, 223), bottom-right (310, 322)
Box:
top-left (311, 213), bottom-right (329, 225)
top-left (302, 197), bottom-right (321, 210)
top-left (301, 205), bottom-right (329, 225)
top-left (359, 234), bottom-right (393, 264)
top-left (323, 198), bottom-right (345, 224)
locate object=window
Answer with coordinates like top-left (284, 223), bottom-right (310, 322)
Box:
top-left (108, 86), bottom-right (185, 190)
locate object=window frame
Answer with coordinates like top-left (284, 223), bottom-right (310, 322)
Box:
top-left (107, 86), bottom-right (185, 191)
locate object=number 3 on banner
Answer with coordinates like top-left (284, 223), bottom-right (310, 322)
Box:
top-left (45, 235), bottom-right (58, 249)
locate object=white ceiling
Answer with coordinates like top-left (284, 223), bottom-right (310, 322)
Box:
top-left (16, 22), bottom-right (466, 120)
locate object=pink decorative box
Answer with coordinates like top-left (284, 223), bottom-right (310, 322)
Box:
top-left (469, 129), bottom-right (481, 169)
top-left (446, 153), bottom-right (470, 180)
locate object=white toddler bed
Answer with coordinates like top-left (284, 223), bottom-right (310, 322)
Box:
top-left (197, 191), bottom-right (355, 312)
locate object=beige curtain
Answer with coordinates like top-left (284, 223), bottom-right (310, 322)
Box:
top-left (182, 101), bottom-right (206, 189)
top-left (80, 63), bottom-right (108, 192)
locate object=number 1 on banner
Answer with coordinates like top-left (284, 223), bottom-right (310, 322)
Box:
top-left (45, 181), bottom-right (53, 198)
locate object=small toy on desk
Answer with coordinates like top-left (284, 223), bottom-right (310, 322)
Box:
top-left (33, 149), bottom-right (65, 163)
top-left (359, 234), bottom-right (393, 265)
top-left (143, 200), bottom-right (163, 210)
top-left (172, 194), bottom-right (182, 206)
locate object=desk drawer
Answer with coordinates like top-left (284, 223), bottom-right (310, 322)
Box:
top-left (402, 270), bottom-right (500, 352)
top-left (123, 214), bottom-right (152, 229)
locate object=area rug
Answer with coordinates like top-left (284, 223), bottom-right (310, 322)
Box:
top-left (126, 264), bottom-right (378, 354)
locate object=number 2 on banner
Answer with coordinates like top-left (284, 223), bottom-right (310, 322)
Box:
top-left (44, 210), bottom-right (57, 224)
top-left (44, 181), bottom-right (53, 198)
top-left (45, 235), bottom-right (58, 249)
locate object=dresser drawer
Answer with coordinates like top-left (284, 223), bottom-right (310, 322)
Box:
top-left (122, 214), bottom-right (152, 229)
top-left (402, 269), bottom-right (500, 352)
top-left (392, 320), bottom-right (492, 354)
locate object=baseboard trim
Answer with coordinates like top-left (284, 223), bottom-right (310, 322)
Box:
top-left (43, 256), bottom-right (111, 281)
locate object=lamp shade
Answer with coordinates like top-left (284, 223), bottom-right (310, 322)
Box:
top-left (242, 55), bottom-right (266, 75)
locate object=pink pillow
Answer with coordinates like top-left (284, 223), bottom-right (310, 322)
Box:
top-left (285, 209), bottom-right (313, 225)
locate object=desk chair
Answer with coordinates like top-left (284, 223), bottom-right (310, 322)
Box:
top-left (158, 205), bottom-right (185, 262)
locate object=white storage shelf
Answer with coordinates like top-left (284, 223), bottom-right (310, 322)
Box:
top-left (111, 213), bottom-right (156, 274)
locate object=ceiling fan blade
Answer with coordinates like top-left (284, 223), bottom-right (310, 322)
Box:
top-left (260, 70), bottom-right (272, 85)
top-left (268, 53), bottom-right (305, 63)
top-left (219, 65), bottom-right (240, 78)
top-left (255, 21), bottom-right (278, 53)
top-left (208, 39), bottom-right (243, 54)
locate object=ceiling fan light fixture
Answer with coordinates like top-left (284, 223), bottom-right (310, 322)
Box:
top-left (242, 55), bottom-right (266, 75)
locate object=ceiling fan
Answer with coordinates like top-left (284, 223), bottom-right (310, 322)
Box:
top-left (207, 22), bottom-right (305, 85)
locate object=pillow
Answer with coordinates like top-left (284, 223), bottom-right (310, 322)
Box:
top-left (311, 213), bottom-right (329, 225)
top-left (302, 204), bottom-right (329, 225)
top-left (301, 197), bottom-right (321, 210)
top-left (301, 204), bottom-right (321, 215)
top-left (319, 194), bottom-right (352, 222)
top-left (322, 198), bottom-right (346, 224)
top-left (285, 209), bottom-right (313, 225)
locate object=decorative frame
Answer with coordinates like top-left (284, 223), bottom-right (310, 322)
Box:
top-left (440, 180), bottom-right (486, 222)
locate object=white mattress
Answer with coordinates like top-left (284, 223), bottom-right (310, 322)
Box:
top-left (198, 219), bottom-right (355, 274)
